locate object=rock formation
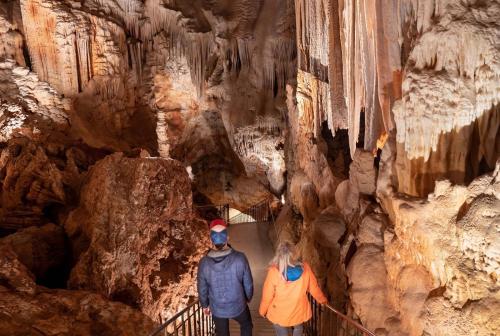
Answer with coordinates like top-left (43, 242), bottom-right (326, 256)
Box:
top-left (65, 153), bottom-right (209, 320)
top-left (0, 0), bottom-right (498, 335)
top-left (0, 244), bottom-right (157, 336)
top-left (277, 1), bottom-right (499, 335)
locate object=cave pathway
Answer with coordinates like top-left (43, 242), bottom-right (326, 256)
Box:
top-left (228, 221), bottom-right (275, 335)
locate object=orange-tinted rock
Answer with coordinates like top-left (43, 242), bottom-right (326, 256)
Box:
top-left (0, 288), bottom-right (157, 336)
top-left (65, 153), bottom-right (209, 320)
top-left (0, 244), bottom-right (36, 295)
top-left (0, 223), bottom-right (67, 287)
top-left (0, 245), bottom-right (156, 336)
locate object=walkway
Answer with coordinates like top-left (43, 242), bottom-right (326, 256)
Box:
top-left (228, 221), bottom-right (275, 335)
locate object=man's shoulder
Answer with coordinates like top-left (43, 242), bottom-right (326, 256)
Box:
top-left (230, 250), bottom-right (249, 263)
top-left (199, 251), bottom-right (212, 264)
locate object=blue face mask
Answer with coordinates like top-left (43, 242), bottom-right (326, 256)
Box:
top-left (210, 229), bottom-right (228, 245)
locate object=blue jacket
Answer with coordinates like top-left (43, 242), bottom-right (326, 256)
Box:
top-left (197, 247), bottom-right (253, 318)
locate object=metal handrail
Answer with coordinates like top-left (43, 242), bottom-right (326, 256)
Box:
top-left (324, 304), bottom-right (376, 336)
top-left (149, 301), bottom-right (215, 336)
top-left (228, 198), bottom-right (272, 224)
top-left (305, 296), bottom-right (376, 336)
top-left (150, 298), bottom-right (376, 336)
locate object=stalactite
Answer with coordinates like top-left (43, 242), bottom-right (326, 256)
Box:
top-left (76, 33), bottom-right (92, 91)
top-left (237, 39), bottom-right (252, 69)
top-left (270, 38), bottom-right (297, 93)
top-left (233, 116), bottom-right (284, 160)
top-left (295, 0), bottom-right (421, 156)
top-left (184, 33), bottom-right (213, 97)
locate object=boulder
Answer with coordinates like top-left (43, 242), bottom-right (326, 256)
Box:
top-left (65, 153), bottom-right (209, 320)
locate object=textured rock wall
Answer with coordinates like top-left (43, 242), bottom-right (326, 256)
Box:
top-left (65, 153), bottom-right (209, 320)
top-left (349, 143), bottom-right (500, 336)
top-left (0, 0), bottom-right (499, 335)
top-left (0, 244), bottom-right (157, 336)
top-left (294, 0), bottom-right (402, 156)
top-left (394, 1), bottom-right (500, 196)
top-left (294, 0), bottom-right (499, 197)
top-left (281, 1), bottom-right (500, 335)
top-left (13, 0), bottom-right (293, 206)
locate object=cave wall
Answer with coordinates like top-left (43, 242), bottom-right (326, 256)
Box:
top-left (281, 0), bottom-right (499, 335)
top-left (4, 0), bottom-right (296, 210)
top-left (293, 0), bottom-right (499, 197)
top-left (0, 0), bottom-right (499, 335)
top-left (0, 0), bottom-right (298, 329)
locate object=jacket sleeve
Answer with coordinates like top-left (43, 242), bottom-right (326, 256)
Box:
top-left (242, 254), bottom-right (254, 302)
top-left (259, 268), bottom-right (276, 316)
top-left (306, 263), bottom-right (327, 304)
top-left (197, 259), bottom-right (209, 308)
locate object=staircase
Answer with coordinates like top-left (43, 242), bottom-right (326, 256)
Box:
top-left (149, 297), bottom-right (376, 336)
top-left (149, 199), bottom-right (376, 336)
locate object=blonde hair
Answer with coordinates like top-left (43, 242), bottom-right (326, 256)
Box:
top-left (270, 242), bottom-right (302, 280)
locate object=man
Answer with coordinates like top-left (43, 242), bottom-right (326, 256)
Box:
top-left (197, 218), bottom-right (254, 336)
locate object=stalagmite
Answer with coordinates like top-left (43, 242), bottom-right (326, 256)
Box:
top-left (1, 1), bottom-right (499, 335)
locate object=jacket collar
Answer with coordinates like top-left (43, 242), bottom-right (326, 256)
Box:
top-left (207, 246), bottom-right (234, 258)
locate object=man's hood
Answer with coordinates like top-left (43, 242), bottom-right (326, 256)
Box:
top-left (206, 247), bottom-right (235, 268)
top-left (207, 247), bottom-right (233, 259)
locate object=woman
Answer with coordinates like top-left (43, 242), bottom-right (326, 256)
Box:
top-left (259, 242), bottom-right (327, 336)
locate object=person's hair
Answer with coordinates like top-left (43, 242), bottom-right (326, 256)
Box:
top-left (270, 242), bottom-right (302, 280)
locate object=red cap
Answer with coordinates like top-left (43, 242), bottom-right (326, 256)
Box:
top-left (209, 219), bottom-right (227, 231)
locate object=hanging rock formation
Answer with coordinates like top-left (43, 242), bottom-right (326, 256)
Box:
top-left (0, 0), bottom-right (499, 335)
top-left (278, 1), bottom-right (499, 336)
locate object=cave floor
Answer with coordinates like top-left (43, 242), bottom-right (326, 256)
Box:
top-left (228, 221), bottom-right (275, 335)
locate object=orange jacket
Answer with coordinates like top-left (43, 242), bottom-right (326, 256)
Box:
top-left (259, 262), bottom-right (327, 327)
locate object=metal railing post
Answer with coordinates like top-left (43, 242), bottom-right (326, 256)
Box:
top-left (304, 295), bottom-right (377, 336)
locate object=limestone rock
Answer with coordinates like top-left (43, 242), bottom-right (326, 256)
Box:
top-left (349, 150), bottom-right (376, 195)
top-left (356, 214), bottom-right (385, 247)
top-left (393, 1), bottom-right (500, 197)
top-left (347, 244), bottom-right (400, 334)
top-left (348, 160), bottom-right (500, 335)
top-left (0, 245), bottom-right (157, 336)
top-left (0, 60), bottom-right (70, 143)
top-left (0, 289), bottom-right (157, 336)
top-left (0, 3), bottom-right (25, 66)
top-left (312, 206), bottom-right (346, 248)
top-left (0, 223), bottom-right (67, 286)
top-left (0, 140), bottom-right (64, 228)
top-left (0, 244), bottom-right (36, 295)
top-left (65, 153), bottom-right (209, 320)
top-left (0, 138), bottom-right (90, 230)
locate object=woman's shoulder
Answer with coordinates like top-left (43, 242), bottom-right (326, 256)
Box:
top-left (266, 265), bottom-right (282, 277)
top-left (301, 262), bottom-right (313, 274)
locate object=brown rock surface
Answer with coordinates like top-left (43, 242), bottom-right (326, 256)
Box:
top-left (0, 0), bottom-right (499, 335)
top-left (349, 150), bottom-right (376, 195)
top-left (0, 244), bottom-right (156, 336)
top-left (344, 159), bottom-right (500, 336)
top-left (65, 153), bottom-right (209, 320)
top-left (0, 223), bottom-right (67, 286)
top-left (0, 244), bottom-right (36, 295)
top-left (0, 137), bottom-right (100, 230)
top-left (0, 289), bottom-right (157, 336)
